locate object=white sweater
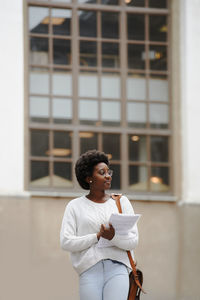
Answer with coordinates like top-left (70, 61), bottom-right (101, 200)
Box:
top-left (60, 195), bottom-right (138, 275)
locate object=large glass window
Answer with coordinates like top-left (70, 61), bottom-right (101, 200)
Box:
top-left (27, 0), bottom-right (170, 194)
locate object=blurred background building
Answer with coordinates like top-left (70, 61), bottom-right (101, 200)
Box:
top-left (0, 0), bottom-right (200, 204)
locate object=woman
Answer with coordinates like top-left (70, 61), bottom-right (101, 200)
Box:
top-left (60, 150), bottom-right (139, 300)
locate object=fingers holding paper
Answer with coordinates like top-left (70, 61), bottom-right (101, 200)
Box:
top-left (98, 223), bottom-right (115, 241)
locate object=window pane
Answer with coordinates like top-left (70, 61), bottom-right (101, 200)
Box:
top-left (101, 73), bottom-right (120, 99)
top-left (126, 0), bottom-right (145, 7)
top-left (128, 44), bottom-right (145, 69)
top-left (101, 0), bottom-right (119, 5)
top-left (150, 15), bottom-right (167, 42)
top-left (79, 10), bottom-right (97, 37)
top-left (150, 167), bottom-right (169, 192)
top-left (150, 104), bottom-right (169, 129)
top-left (31, 161), bottom-right (49, 187)
top-left (79, 72), bottom-right (98, 97)
top-left (127, 74), bottom-right (146, 100)
top-left (53, 131), bottom-right (72, 158)
top-left (29, 7), bottom-right (49, 34)
top-left (129, 166), bottom-right (148, 191)
top-left (53, 39), bottom-right (71, 65)
top-left (80, 132), bottom-right (98, 154)
top-left (31, 130), bottom-right (49, 157)
top-left (52, 70), bottom-right (72, 96)
top-left (53, 162), bottom-right (72, 188)
top-left (110, 164), bottom-right (121, 189)
top-left (101, 101), bottom-right (121, 126)
top-left (52, 0), bottom-right (71, 2)
top-left (53, 98), bottom-right (72, 124)
top-left (129, 135), bottom-right (147, 161)
top-left (102, 43), bottom-right (119, 68)
top-left (78, 0), bottom-right (96, 4)
top-left (150, 136), bottom-right (168, 162)
top-left (52, 9), bottom-right (71, 36)
top-left (30, 68), bottom-right (49, 94)
top-left (127, 14), bottom-right (145, 41)
top-left (30, 96), bottom-right (49, 123)
top-left (103, 134), bottom-right (120, 160)
top-left (80, 41), bottom-right (97, 67)
top-left (127, 103), bottom-right (147, 128)
top-left (101, 12), bottom-right (119, 39)
top-left (30, 37), bottom-right (49, 65)
top-left (149, 75), bottom-right (168, 102)
top-left (79, 100), bottom-right (98, 125)
top-left (149, 0), bottom-right (167, 8)
top-left (150, 45), bottom-right (167, 71)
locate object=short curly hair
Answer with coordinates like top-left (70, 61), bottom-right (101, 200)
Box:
top-left (75, 149), bottom-right (109, 190)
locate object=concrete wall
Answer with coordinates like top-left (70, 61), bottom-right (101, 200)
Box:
top-left (0, 0), bottom-right (26, 196)
top-left (180, 0), bottom-right (200, 203)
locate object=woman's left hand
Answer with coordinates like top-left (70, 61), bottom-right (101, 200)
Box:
top-left (99, 223), bottom-right (115, 240)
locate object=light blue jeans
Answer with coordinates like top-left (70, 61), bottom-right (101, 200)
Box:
top-left (79, 259), bottom-right (129, 300)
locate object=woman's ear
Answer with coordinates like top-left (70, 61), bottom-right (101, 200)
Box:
top-left (86, 176), bottom-right (93, 184)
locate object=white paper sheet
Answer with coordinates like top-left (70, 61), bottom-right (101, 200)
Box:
top-left (97, 213), bottom-right (141, 248)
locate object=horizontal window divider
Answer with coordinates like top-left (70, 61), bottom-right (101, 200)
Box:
top-left (27, 2), bottom-right (169, 14)
top-left (128, 162), bottom-right (147, 166)
top-left (148, 100), bottom-right (169, 104)
top-left (109, 160), bottom-right (121, 164)
top-left (150, 162), bottom-right (170, 167)
top-left (29, 123), bottom-right (75, 130)
top-left (28, 1), bottom-right (73, 9)
top-left (127, 40), bottom-right (168, 46)
top-left (29, 33), bottom-right (50, 38)
top-left (29, 123), bottom-right (171, 136)
top-left (30, 156), bottom-right (72, 162)
top-left (29, 94), bottom-right (72, 99)
top-left (29, 64), bottom-right (72, 70)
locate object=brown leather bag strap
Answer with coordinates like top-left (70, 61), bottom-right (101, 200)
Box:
top-left (111, 193), bottom-right (145, 293)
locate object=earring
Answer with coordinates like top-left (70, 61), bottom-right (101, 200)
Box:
top-left (89, 180), bottom-right (92, 183)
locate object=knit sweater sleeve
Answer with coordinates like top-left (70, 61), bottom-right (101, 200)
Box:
top-left (60, 202), bottom-right (98, 253)
top-left (110, 196), bottom-right (139, 251)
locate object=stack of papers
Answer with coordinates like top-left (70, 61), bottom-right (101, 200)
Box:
top-left (98, 213), bottom-right (141, 248)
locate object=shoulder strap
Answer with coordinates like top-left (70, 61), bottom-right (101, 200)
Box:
top-left (111, 193), bottom-right (145, 293)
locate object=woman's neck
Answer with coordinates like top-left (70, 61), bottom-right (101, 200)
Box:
top-left (86, 190), bottom-right (109, 203)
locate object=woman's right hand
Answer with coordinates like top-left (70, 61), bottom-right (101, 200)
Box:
top-left (97, 224), bottom-right (115, 241)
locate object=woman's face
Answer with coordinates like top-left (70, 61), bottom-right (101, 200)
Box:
top-left (89, 162), bottom-right (113, 190)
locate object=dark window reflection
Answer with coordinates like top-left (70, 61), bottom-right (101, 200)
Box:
top-left (149, 0), bottom-right (167, 8)
top-left (31, 161), bottom-right (49, 186)
top-left (80, 41), bottom-right (97, 67)
top-left (31, 130), bottom-right (49, 157)
top-left (102, 43), bottom-right (119, 68)
top-left (150, 45), bottom-right (167, 71)
top-left (30, 37), bottom-right (49, 65)
top-left (103, 134), bottom-right (120, 160)
top-left (53, 39), bottom-right (71, 65)
top-left (52, 9), bottom-right (71, 36)
top-left (150, 15), bottom-right (167, 42)
top-left (129, 165), bottom-right (148, 191)
top-left (53, 131), bottom-right (72, 157)
top-left (101, 12), bottom-right (119, 39)
top-left (129, 135), bottom-right (147, 161)
top-left (110, 164), bottom-right (121, 189)
top-left (80, 132), bottom-right (98, 155)
top-left (151, 167), bottom-right (169, 192)
top-left (127, 14), bottom-right (145, 41)
top-left (79, 10), bottom-right (97, 37)
top-left (101, 0), bottom-right (119, 5)
top-left (126, 0), bottom-right (145, 7)
top-left (53, 162), bottom-right (72, 187)
top-left (128, 44), bottom-right (145, 69)
top-left (150, 136), bottom-right (168, 162)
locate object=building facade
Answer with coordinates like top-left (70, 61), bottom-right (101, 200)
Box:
top-left (0, 0), bottom-right (200, 203)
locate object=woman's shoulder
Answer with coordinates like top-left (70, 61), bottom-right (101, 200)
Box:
top-left (65, 195), bottom-right (86, 210)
